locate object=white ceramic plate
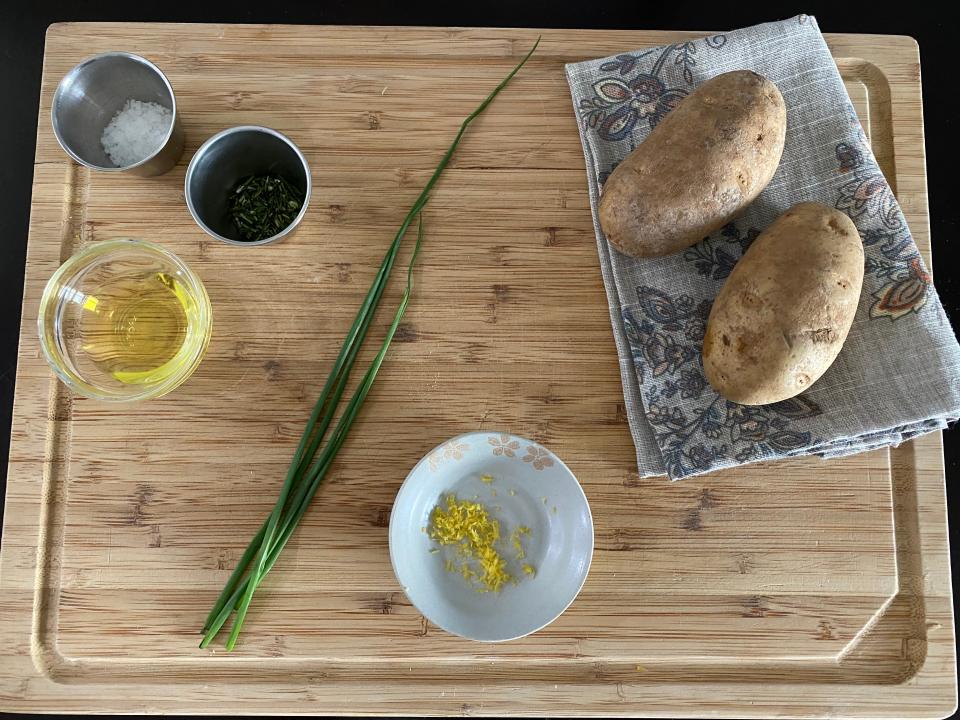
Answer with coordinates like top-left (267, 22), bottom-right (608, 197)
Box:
top-left (389, 431), bottom-right (594, 642)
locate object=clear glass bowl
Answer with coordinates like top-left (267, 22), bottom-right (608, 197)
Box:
top-left (38, 238), bottom-right (213, 402)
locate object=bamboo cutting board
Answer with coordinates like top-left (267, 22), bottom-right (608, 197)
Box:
top-left (0, 23), bottom-right (955, 717)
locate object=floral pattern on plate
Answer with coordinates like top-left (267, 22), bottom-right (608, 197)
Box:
top-left (521, 445), bottom-right (555, 471)
top-left (488, 433), bottom-right (521, 458)
top-left (427, 439), bottom-right (471, 472)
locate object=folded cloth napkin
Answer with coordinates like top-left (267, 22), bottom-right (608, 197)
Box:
top-left (565, 15), bottom-right (960, 479)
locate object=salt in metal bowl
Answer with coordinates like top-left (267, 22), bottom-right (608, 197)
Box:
top-left (51, 51), bottom-right (184, 176)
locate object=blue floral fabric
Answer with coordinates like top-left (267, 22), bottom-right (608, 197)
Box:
top-left (565, 15), bottom-right (960, 479)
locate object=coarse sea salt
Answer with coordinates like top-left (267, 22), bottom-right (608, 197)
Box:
top-left (100, 99), bottom-right (172, 168)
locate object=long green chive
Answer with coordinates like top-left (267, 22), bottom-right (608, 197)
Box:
top-left (200, 191), bottom-right (429, 640)
top-left (222, 196), bottom-right (430, 648)
top-left (201, 218), bottom-right (424, 649)
top-left (201, 37), bottom-right (540, 650)
top-left (199, 191), bottom-right (429, 636)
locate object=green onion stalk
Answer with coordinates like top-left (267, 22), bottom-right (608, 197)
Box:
top-left (200, 37), bottom-right (541, 650)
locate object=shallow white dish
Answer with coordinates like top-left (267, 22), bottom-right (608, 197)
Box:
top-left (389, 431), bottom-right (594, 642)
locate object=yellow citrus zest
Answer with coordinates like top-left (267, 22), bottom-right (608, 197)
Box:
top-left (429, 494), bottom-right (511, 592)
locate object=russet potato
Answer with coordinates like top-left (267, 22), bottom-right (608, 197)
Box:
top-left (599, 70), bottom-right (786, 258)
top-left (702, 202), bottom-right (864, 405)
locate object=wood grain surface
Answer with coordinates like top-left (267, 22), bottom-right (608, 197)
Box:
top-left (0, 23), bottom-right (954, 717)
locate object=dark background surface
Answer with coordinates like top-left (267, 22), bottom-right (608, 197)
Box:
top-left (0, 2), bottom-right (956, 717)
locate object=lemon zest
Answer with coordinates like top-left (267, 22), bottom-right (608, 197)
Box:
top-left (510, 525), bottom-right (531, 560)
top-left (429, 494), bottom-right (512, 593)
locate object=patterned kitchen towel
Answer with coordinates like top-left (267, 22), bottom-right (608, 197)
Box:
top-left (565, 15), bottom-right (960, 479)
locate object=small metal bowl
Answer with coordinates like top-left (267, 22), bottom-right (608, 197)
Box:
top-left (51, 52), bottom-right (184, 177)
top-left (184, 126), bottom-right (312, 246)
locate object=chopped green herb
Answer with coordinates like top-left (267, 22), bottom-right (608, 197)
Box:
top-left (228, 174), bottom-right (304, 242)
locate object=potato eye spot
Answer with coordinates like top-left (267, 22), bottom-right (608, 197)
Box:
top-left (827, 217), bottom-right (849, 236)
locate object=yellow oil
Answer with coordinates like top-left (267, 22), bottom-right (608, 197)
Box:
top-left (78, 272), bottom-right (201, 385)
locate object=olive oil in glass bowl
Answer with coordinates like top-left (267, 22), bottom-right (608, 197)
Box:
top-left (38, 238), bottom-right (212, 402)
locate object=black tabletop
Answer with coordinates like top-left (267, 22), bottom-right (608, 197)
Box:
top-left (1, 3), bottom-right (956, 717)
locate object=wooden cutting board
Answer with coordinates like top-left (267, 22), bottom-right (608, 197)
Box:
top-left (0, 23), bottom-right (954, 717)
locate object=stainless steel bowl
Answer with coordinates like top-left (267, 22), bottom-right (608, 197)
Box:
top-left (184, 126), bottom-right (312, 246)
top-left (51, 52), bottom-right (184, 177)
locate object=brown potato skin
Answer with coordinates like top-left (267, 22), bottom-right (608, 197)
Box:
top-left (598, 70), bottom-right (786, 258)
top-left (702, 202), bottom-right (864, 405)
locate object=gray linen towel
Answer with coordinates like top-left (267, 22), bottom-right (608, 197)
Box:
top-left (565, 15), bottom-right (960, 479)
